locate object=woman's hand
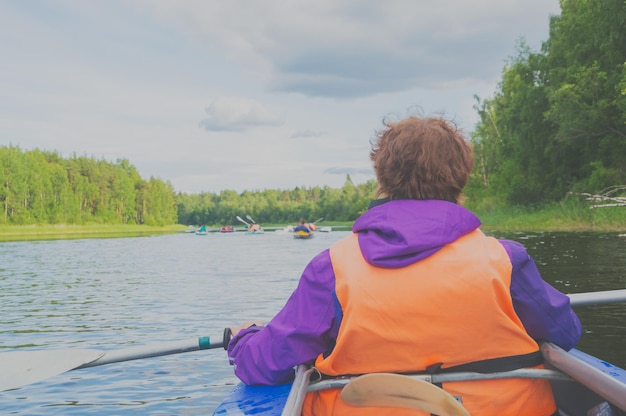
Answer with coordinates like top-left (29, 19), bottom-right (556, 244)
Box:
top-left (229, 320), bottom-right (265, 337)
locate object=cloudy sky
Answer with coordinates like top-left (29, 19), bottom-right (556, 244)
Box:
top-left (1, 0), bottom-right (561, 194)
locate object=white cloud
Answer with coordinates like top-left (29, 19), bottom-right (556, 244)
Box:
top-left (290, 129), bottom-right (327, 139)
top-left (199, 97), bottom-right (284, 132)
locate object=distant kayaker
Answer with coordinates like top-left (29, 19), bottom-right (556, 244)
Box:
top-left (226, 114), bottom-right (582, 415)
top-left (293, 218), bottom-right (311, 233)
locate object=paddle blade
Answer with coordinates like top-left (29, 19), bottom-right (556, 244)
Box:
top-left (0, 349), bottom-right (103, 392)
top-left (341, 373), bottom-right (469, 416)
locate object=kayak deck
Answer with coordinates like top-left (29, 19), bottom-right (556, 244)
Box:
top-left (212, 346), bottom-right (626, 416)
top-left (212, 382), bottom-right (291, 415)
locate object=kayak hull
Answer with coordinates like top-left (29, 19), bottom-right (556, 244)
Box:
top-left (293, 231), bottom-right (313, 239)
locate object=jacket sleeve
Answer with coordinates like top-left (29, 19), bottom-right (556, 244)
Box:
top-left (501, 239), bottom-right (582, 350)
top-left (227, 249), bottom-right (340, 385)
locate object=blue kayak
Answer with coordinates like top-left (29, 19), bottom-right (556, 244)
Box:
top-left (212, 383), bottom-right (291, 415)
top-left (212, 344), bottom-right (626, 415)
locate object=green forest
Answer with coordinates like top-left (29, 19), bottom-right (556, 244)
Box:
top-left (0, 147), bottom-right (177, 226)
top-left (1, 0), bottom-right (624, 228)
top-left (468, 0), bottom-right (625, 209)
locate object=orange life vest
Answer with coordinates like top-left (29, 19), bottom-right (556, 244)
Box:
top-left (302, 230), bottom-right (556, 416)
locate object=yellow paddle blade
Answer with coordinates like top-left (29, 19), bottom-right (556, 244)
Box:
top-left (341, 373), bottom-right (470, 416)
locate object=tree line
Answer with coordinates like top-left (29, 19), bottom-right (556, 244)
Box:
top-left (0, 145), bottom-right (375, 226)
top-left (176, 177), bottom-right (377, 226)
top-left (2, 0), bottom-right (624, 226)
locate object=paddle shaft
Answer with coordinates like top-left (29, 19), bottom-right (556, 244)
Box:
top-left (568, 289), bottom-right (626, 306)
top-left (78, 336), bottom-right (224, 369)
top-left (33, 289), bottom-right (626, 372)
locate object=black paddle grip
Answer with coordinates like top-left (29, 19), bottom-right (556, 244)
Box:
top-left (223, 327), bottom-right (232, 350)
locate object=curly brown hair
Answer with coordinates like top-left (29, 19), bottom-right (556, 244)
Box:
top-left (370, 116), bottom-right (474, 203)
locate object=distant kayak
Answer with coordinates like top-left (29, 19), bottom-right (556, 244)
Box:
top-left (293, 230), bottom-right (313, 239)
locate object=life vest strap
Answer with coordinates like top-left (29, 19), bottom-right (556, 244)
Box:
top-left (429, 350), bottom-right (543, 374)
top-left (317, 350), bottom-right (543, 380)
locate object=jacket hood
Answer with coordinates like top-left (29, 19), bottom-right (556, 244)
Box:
top-left (352, 199), bottom-right (481, 268)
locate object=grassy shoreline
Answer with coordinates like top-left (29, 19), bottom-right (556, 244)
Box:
top-left (0, 224), bottom-right (188, 242)
top-left (472, 202), bottom-right (626, 232)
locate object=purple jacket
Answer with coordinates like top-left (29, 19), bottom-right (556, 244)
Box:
top-left (228, 199), bottom-right (582, 385)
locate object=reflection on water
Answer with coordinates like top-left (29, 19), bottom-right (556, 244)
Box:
top-left (486, 231), bottom-right (626, 369)
top-left (0, 230), bottom-right (624, 414)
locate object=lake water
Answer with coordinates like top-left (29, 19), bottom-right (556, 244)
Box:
top-left (0, 230), bottom-right (624, 415)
